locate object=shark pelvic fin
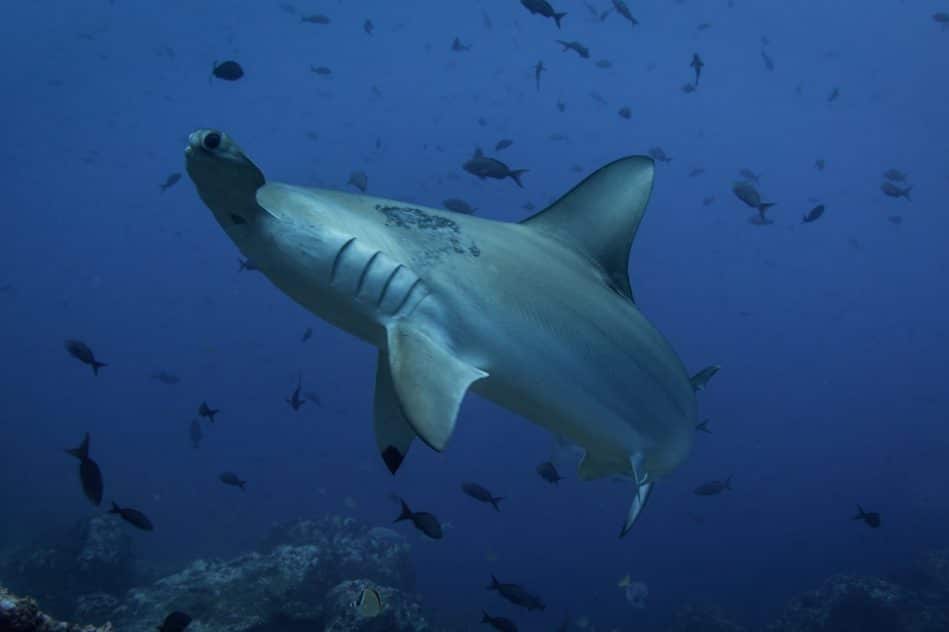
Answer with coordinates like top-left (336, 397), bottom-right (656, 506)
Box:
top-left (373, 351), bottom-right (417, 474)
top-left (520, 156), bottom-right (655, 302)
top-left (386, 322), bottom-right (487, 451)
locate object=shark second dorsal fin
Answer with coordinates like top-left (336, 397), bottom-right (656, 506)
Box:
top-left (520, 156), bottom-right (655, 302)
top-left (386, 322), bottom-right (487, 451)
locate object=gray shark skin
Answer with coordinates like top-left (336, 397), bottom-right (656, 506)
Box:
top-left (184, 129), bottom-right (698, 537)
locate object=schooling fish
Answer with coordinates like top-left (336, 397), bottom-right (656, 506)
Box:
top-left (65, 432), bottom-right (103, 506)
top-left (693, 476), bottom-right (732, 496)
top-left (211, 60), bottom-right (244, 81)
top-left (219, 472), bottom-right (247, 491)
top-left (394, 497), bottom-right (443, 539)
top-left (536, 461), bottom-right (563, 485)
top-left (110, 501), bottom-right (154, 531)
top-left (853, 505), bottom-right (881, 528)
top-left (481, 611), bottom-right (518, 632)
top-left (65, 339), bottom-right (107, 375)
top-left (461, 482), bottom-right (503, 511)
top-left (487, 574), bottom-right (546, 611)
top-left (802, 204), bottom-right (825, 223)
top-left (198, 401), bottom-right (219, 422)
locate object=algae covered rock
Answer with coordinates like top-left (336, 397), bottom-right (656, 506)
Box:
top-left (0, 584), bottom-right (112, 632)
top-left (106, 515), bottom-right (437, 631)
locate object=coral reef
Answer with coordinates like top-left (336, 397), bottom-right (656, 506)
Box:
top-left (0, 584), bottom-right (112, 631)
top-left (0, 515), bottom-right (134, 619)
top-left (104, 515), bottom-right (439, 631)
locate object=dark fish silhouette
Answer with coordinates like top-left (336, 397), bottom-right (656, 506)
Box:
top-left (880, 182), bottom-right (911, 201)
top-left (394, 497), bottom-right (443, 539)
top-left (451, 37), bottom-right (471, 52)
top-left (461, 482), bottom-right (503, 511)
top-left (443, 198), bottom-right (477, 215)
top-left (363, 19), bottom-right (374, 35)
top-left (690, 53), bottom-right (704, 85)
top-left (300, 14), bottom-right (330, 24)
top-left (802, 204), bottom-right (825, 223)
top-left (482, 611), bottom-right (518, 632)
top-left (556, 40), bottom-right (590, 59)
top-left (612, 0), bottom-right (639, 27)
top-left (463, 148), bottom-right (527, 187)
top-left (732, 181), bottom-right (775, 223)
top-left (521, 0), bottom-right (566, 29)
top-left (695, 419), bottom-right (711, 433)
top-left (110, 501), bottom-right (154, 531)
top-left (301, 327), bottom-right (312, 342)
top-left (648, 146), bottom-right (671, 163)
top-left (219, 472), bottom-right (247, 491)
top-left (198, 401), bottom-right (219, 423)
top-left (287, 373), bottom-right (305, 411)
top-left (534, 60), bottom-right (545, 91)
top-left (761, 48), bottom-right (774, 71)
top-left (694, 476), bottom-right (732, 496)
top-left (211, 60), bottom-right (244, 81)
top-left (618, 106), bottom-right (631, 120)
top-left (495, 139), bottom-right (513, 151)
top-left (159, 173), bottom-right (182, 192)
top-left (65, 432), bottom-right (103, 506)
top-left (65, 339), bottom-right (107, 375)
top-left (189, 419), bottom-right (203, 449)
top-left (487, 574), bottom-right (546, 611)
top-left (536, 461), bottom-right (563, 485)
top-left (853, 505), bottom-right (881, 528)
top-left (158, 611), bottom-right (192, 632)
top-left (152, 371), bottom-right (180, 385)
top-left (309, 65), bottom-right (332, 76)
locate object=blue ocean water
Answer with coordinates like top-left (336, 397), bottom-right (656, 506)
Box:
top-left (1, 1), bottom-right (947, 630)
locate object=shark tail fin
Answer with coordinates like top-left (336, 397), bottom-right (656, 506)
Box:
top-left (520, 156), bottom-right (654, 303)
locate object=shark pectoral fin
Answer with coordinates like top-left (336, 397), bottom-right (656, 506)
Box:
top-left (373, 351), bottom-right (417, 474)
top-left (520, 156), bottom-right (655, 302)
top-left (386, 322), bottom-right (487, 451)
top-left (620, 481), bottom-right (653, 538)
top-left (577, 450), bottom-right (618, 481)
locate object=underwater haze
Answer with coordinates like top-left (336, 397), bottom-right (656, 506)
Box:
top-left (2, 1), bottom-right (948, 631)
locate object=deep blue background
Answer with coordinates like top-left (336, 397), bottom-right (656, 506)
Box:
top-left (1, 1), bottom-right (947, 630)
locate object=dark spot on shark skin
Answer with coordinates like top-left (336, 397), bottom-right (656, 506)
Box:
top-left (375, 204), bottom-right (480, 259)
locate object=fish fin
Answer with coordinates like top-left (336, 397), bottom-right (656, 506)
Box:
top-left (373, 351), bottom-right (417, 474)
top-left (66, 432), bottom-right (90, 460)
top-left (486, 574), bottom-right (500, 590)
top-left (394, 498), bottom-right (413, 523)
top-left (109, 501), bottom-right (120, 514)
top-left (92, 361), bottom-right (106, 376)
top-left (620, 481), bottom-right (653, 538)
top-left (490, 497), bottom-right (503, 512)
top-left (577, 450), bottom-right (619, 481)
top-left (509, 169), bottom-right (528, 188)
top-left (520, 156), bottom-right (654, 302)
top-left (554, 12), bottom-right (567, 28)
top-left (385, 322), bottom-right (487, 451)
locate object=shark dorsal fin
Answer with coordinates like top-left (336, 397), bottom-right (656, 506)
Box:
top-left (520, 156), bottom-right (655, 302)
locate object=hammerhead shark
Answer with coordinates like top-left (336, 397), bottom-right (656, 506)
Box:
top-left (185, 129), bottom-right (699, 536)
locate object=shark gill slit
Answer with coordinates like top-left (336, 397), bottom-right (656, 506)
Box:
top-left (329, 237), bottom-right (357, 286)
top-left (355, 251), bottom-right (381, 298)
top-left (376, 264), bottom-right (404, 308)
top-left (394, 278), bottom-right (424, 317)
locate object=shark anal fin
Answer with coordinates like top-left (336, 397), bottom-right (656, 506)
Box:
top-left (373, 351), bottom-right (417, 474)
top-left (386, 322), bottom-right (487, 451)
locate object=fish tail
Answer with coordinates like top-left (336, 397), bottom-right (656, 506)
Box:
top-left (758, 202), bottom-right (775, 214)
top-left (92, 361), bottom-right (107, 376)
top-left (903, 186), bottom-right (912, 201)
top-left (853, 504), bottom-right (865, 520)
top-left (109, 501), bottom-right (120, 514)
top-left (554, 12), bottom-right (567, 29)
top-left (394, 498), bottom-right (412, 523)
top-left (66, 432), bottom-right (90, 460)
top-left (490, 496), bottom-right (503, 512)
top-left (486, 574), bottom-right (500, 590)
top-left (239, 480), bottom-right (247, 491)
top-left (509, 169), bottom-right (528, 188)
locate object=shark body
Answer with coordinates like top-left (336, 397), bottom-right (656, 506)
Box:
top-left (185, 129), bottom-right (697, 536)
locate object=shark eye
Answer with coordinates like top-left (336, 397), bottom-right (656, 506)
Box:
top-left (202, 132), bottom-right (221, 150)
